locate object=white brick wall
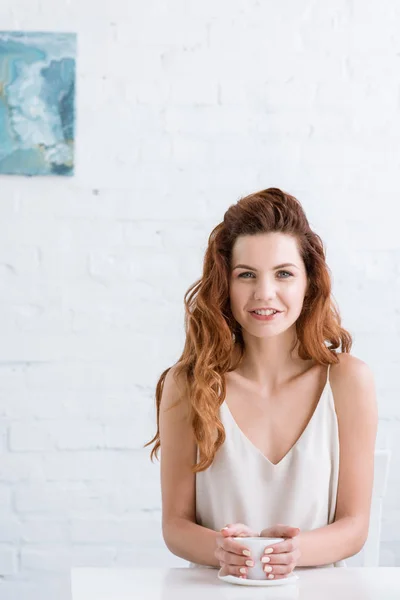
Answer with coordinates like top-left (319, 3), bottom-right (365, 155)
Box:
top-left (0, 0), bottom-right (399, 598)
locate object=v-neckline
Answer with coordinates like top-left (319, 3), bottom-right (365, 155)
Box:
top-left (221, 368), bottom-right (331, 468)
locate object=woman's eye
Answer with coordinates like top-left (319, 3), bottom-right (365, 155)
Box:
top-left (238, 271), bottom-right (293, 279)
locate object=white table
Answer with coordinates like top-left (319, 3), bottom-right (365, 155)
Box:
top-left (71, 566), bottom-right (400, 599)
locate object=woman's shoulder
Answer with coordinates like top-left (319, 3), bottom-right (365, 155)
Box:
top-left (330, 352), bottom-right (373, 382)
top-left (329, 352), bottom-right (377, 416)
top-left (161, 363), bottom-right (189, 407)
top-left (165, 361), bottom-right (186, 386)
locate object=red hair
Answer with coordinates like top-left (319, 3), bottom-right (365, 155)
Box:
top-left (144, 188), bottom-right (352, 472)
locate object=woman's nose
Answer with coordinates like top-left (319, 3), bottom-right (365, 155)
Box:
top-left (253, 278), bottom-right (278, 301)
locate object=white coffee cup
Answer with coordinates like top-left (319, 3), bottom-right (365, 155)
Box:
top-left (233, 536), bottom-right (284, 580)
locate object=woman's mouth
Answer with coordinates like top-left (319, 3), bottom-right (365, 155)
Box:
top-left (249, 309), bottom-right (282, 322)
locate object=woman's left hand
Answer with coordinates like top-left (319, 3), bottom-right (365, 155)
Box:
top-left (259, 524), bottom-right (301, 579)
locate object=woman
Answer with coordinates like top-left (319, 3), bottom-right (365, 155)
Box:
top-left (145, 188), bottom-right (378, 580)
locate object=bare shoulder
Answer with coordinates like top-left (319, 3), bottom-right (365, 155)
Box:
top-left (330, 352), bottom-right (375, 389)
top-left (329, 352), bottom-right (377, 419)
top-left (161, 362), bottom-right (190, 418)
top-left (163, 361), bottom-right (187, 391)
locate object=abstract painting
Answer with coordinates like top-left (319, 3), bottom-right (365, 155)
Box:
top-left (0, 31), bottom-right (76, 176)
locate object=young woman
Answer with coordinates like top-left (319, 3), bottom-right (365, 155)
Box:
top-left (145, 188), bottom-right (378, 580)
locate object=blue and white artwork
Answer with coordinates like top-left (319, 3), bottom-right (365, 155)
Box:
top-left (0, 31), bottom-right (76, 176)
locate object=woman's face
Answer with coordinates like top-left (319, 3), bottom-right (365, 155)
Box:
top-left (229, 232), bottom-right (309, 339)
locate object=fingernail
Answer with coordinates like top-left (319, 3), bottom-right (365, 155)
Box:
top-left (240, 567), bottom-right (246, 574)
top-left (261, 556), bottom-right (270, 563)
top-left (268, 574), bottom-right (275, 579)
top-left (245, 560), bottom-right (254, 567)
top-left (264, 548), bottom-right (273, 554)
top-left (264, 566), bottom-right (272, 573)
top-left (242, 550), bottom-right (251, 557)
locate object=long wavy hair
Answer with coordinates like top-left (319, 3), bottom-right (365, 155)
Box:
top-left (144, 188), bottom-right (352, 473)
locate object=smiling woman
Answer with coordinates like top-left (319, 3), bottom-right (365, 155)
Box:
top-left (144, 188), bottom-right (377, 579)
top-left (229, 233), bottom-right (308, 333)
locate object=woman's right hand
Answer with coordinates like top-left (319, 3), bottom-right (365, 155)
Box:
top-left (215, 523), bottom-right (259, 578)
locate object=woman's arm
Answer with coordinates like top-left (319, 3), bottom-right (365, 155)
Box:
top-left (159, 365), bottom-right (219, 567)
top-left (297, 354), bottom-right (378, 566)
top-left (296, 516), bottom-right (366, 567)
top-left (163, 517), bottom-right (220, 567)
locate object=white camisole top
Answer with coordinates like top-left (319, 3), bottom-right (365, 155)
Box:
top-left (191, 363), bottom-right (346, 568)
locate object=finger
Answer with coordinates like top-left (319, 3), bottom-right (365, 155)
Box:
top-left (264, 572), bottom-right (291, 580)
top-left (262, 552), bottom-right (293, 565)
top-left (222, 537), bottom-right (254, 557)
top-left (216, 546), bottom-right (255, 567)
top-left (263, 561), bottom-right (296, 577)
top-left (262, 537), bottom-right (297, 555)
top-left (223, 563), bottom-right (250, 579)
top-left (263, 547), bottom-right (301, 565)
top-left (221, 523), bottom-right (258, 537)
top-left (260, 525), bottom-right (300, 538)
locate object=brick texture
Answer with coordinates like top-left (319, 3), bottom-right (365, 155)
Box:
top-left (0, 1), bottom-right (399, 598)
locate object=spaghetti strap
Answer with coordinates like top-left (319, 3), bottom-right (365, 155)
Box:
top-left (327, 363), bottom-right (331, 384)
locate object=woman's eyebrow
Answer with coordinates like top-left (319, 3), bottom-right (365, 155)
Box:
top-left (232, 263), bottom-right (299, 271)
